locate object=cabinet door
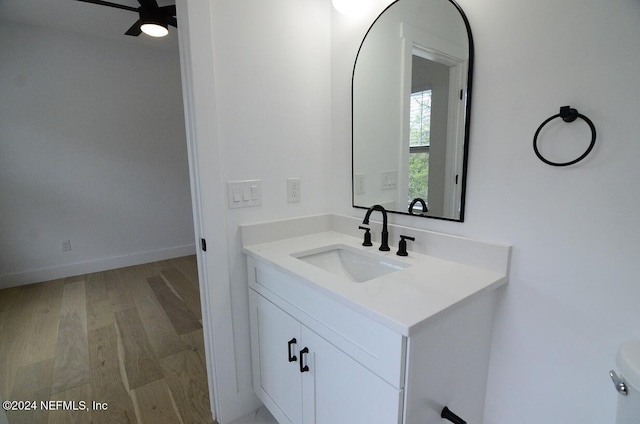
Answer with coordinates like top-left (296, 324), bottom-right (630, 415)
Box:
top-left (301, 327), bottom-right (403, 424)
top-left (249, 290), bottom-right (302, 424)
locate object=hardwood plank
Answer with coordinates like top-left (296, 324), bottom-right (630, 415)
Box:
top-left (131, 379), bottom-right (181, 424)
top-left (181, 329), bottom-right (208, 368)
top-left (144, 259), bottom-right (174, 274)
top-left (51, 280), bottom-right (90, 395)
top-left (47, 383), bottom-right (92, 424)
top-left (85, 272), bottom-right (109, 305)
top-left (22, 280), bottom-right (65, 365)
top-left (113, 308), bottom-right (164, 390)
top-left (160, 349), bottom-right (215, 424)
top-left (0, 283), bottom-right (43, 397)
top-left (64, 275), bottom-right (84, 284)
top-left (161, 268), bottom-right (202, 321)
top-left (169, 256), bottom-right (199, 288)
top-left (129, 277), bottom-right (187, 359)
top-left (147, 276), bottom-right (201, 335)
top-left (89, 325), bottom-right (138, 424)
top-left (89, 364), bottom-right (138, 424)
top-left (88, 325), bottom-right (120, 371)
top-left (0, 286), bottom-right (22, 334)
top-left (86, 299), bottom-right (114, 331)
top-left (116, 264), bottom-right (152, 285)
top-left (7, 358), bottom-right (54, 424)
top-left (104, 270), bottom-right (135, 313)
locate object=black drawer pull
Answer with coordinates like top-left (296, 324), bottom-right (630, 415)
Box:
top-left (299, 347), bottom-right (309, 373)
top-left (441, 406), bottom-right (466, 424)
top-left (287, 338), bottom-right (297, 362)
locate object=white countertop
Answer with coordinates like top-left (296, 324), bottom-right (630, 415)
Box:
top-left (243, 231), bottom-right (508, 336)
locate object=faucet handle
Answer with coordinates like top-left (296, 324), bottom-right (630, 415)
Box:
top-left (396, 235), bottom-right (415, 256)
top-left (358, 226), bottom-right (373, 247)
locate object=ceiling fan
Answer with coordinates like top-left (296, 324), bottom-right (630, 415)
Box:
top-left (76, 0), bottom-right (177, 37)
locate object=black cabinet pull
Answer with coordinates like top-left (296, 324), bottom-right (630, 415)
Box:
top-left (287, 338), bottom-right (297, 362)
top-left (299, 347), bottom-right (309, 373)
top-left (441, 406), bottom-right (466, 424)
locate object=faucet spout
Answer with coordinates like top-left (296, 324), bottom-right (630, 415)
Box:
top-left (362, 205), bottom-right (390, 251)
top-left (408, 198), bottom-right (428, 215)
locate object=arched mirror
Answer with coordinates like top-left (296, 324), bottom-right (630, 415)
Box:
top-left (352, 0), bottom-right (473, 221)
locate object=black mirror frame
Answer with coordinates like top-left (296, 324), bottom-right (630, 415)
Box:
top-left (351, 0), bottom-right (474, 222)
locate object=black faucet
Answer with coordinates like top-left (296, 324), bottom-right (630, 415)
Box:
top-left (362, 205), bottom-right (390, 251)
top-left (408, 197), bottom-right (428, 215)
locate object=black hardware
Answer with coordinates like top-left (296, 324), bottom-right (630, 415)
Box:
top-left (533, 105), bottom-right (596, 167)
top-left (358, 226), bottom-right (372, 246)
top-left (299, 347), bottom-right (309, 373)
top-left (441, 406), bottom-right (467, 424)
top-left (396, 235), bottom-right (415, 257)
top-left (287, 338), bottom-right (297, 362)
top-left (408, 198), bottom-right (428, 215)
top-left (362, 205), bottom-right (390, 251)
top-left (201, 238), bottom-right (207, 252)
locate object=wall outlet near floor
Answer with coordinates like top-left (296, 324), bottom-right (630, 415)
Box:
top-left (61, 239), bottom-right (72, 252)
top-left (287, 178), bottom-right (301, 203)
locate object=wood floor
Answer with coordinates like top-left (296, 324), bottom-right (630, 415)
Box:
top-left (0, 256), bottom-right (216, 424)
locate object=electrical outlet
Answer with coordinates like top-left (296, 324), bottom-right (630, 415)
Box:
top-left (61, 239), bottom-right (72, 252)
top-left (287, 178), bottom-right (301, 203)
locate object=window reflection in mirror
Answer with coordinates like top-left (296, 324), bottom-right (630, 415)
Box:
top-left (408, 86), bottom-right (431, 209)
top-left (406, 52), bottom-right (453, 217)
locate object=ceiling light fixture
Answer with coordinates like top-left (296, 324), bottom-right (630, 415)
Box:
top-left (139, 8), bottom-right (169, 37)
top-left (141, 22), bottom-right (169, 37)
top-left (75, 0), bottom-right (177, 38)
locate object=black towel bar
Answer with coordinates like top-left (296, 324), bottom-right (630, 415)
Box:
top-left (533, 105), bottom-right (596, 167)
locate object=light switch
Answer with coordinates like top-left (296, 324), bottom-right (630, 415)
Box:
top-left (233, 187), bottom-right (242, 202)
top-left (227, 180), bottom-right (262, 209)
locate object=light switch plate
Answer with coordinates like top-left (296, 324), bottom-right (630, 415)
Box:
top-left (227, 180), bottom-right (262, 208)
top-left (381, 170), bottom-right (397, 190)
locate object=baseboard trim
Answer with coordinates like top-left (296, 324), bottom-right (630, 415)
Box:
top-left (0, 244), bottom-right (197, 289)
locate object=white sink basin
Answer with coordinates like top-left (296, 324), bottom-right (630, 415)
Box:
top-left (293, 244), bottom-right (409, 283)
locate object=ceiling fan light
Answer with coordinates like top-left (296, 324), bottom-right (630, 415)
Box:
top-left (141, 22), bottom-right (168, 37)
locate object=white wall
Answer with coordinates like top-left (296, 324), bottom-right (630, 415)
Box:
top-left (332, 0), bottom-right (640, 422)
top-left (213, 1), bottom-right (331, 417)
top-left (0, 22), bottom-right (194, 287)
top-left (178, 0), bottom-right (332, 421)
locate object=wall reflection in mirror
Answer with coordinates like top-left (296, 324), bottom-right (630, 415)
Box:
top-left (352, 0), bottom-right (473, 221)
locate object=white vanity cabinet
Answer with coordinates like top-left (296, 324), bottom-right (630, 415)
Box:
top-left (249, 290), bottom-right (403, 424)
top-left (245, 232), bottom-right (505, 424)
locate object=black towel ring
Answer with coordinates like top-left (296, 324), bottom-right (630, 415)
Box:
top-left (533, 106), bottom-right (596, 167)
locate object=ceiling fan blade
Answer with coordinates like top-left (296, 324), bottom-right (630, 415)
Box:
top-left (137, 0), bottom-right (159, 9)
top-left (76, 0), bottom-right (138, 13)
top-left (166, 16), bottom-right (177, 28)
top-left (124, 20), bottom-right (142, 36)
top-left (159, 5), bottom-right (176, 16)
